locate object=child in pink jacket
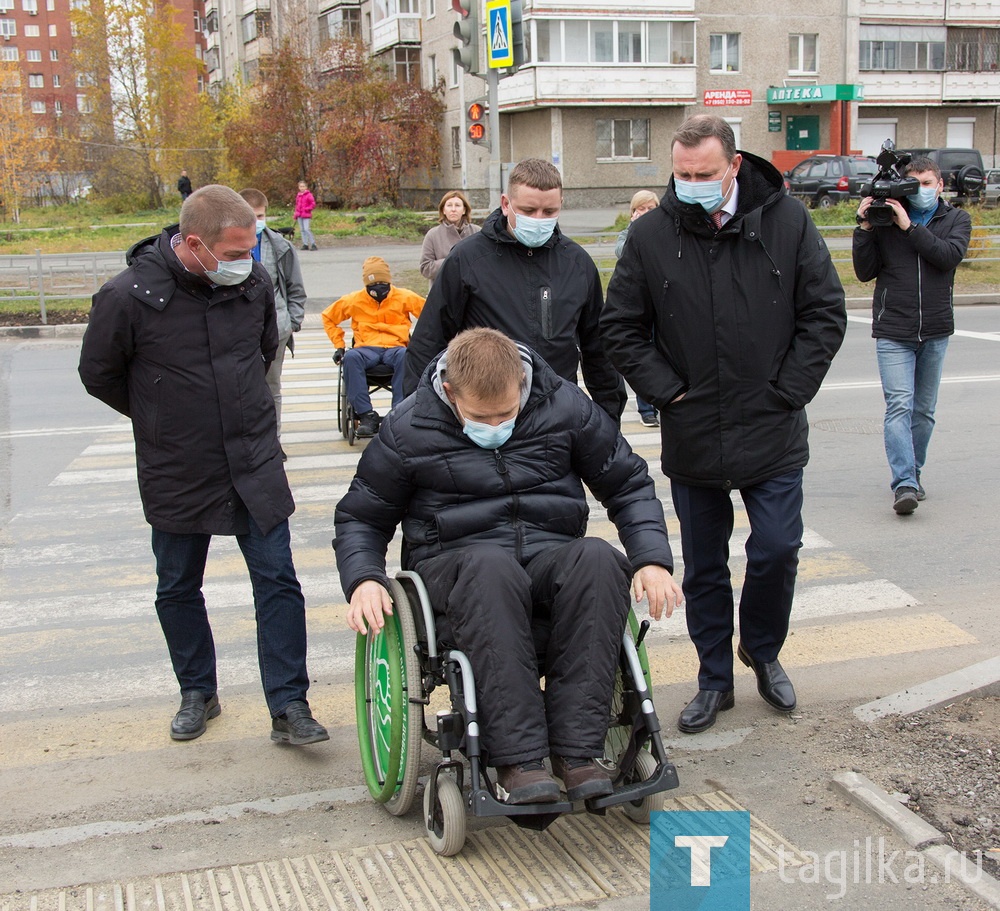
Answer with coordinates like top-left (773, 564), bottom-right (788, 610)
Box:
top-left (294, 181), bottom-right (317, 251)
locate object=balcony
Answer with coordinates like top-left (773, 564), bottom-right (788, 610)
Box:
top-left (860, 0), bottom-right (996, 20)
top-left (498, 64), bottom-right (696, 109)
top-left (858, 71), bottom-right (943, 103)
top-left (944, 69), bottom-right (1000, 99)
top-left (371, 13), bottom-right (420, 54)
top-left (529, 0), bottom-right (694, 11)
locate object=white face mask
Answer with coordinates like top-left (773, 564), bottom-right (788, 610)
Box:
top-left (193, 244), bottom-right (253, 286)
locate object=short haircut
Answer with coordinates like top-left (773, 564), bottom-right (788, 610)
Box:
top-left (438, 189), bottom-right (472, 223)
top-left (446, 328), bottom-right (523, 401)
top-left (672, 115), bottom-right (737, 162)
top-left (904, 156), bottom-right (942, 181)
top-left (630, 190), bottom-right (660, 215)
top-left (238, 188), bottom-right (269, 210)
top-left (508, 158), bottom-right (562, 195)
top-left (180, 186), bottom-right (255, 246)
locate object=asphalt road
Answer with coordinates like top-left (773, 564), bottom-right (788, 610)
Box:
top-left (1, 304), bottom-right (998, 909)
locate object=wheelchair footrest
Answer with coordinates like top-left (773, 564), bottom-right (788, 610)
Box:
top-left (585, 761), bottom-right (680, 811)
top-left (469, 786), bottom-right (573, 819)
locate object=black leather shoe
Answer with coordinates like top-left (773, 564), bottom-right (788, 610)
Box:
top-left (737, 643), bottom-right (797, 712)
top-left (271, 700), bottom-right (329, 745)
top-left (170, 691), bottom-right (220, 741)
top-left (677, 689), bottom-right (735, 734)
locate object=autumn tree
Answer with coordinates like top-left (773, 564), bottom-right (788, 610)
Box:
top-left (318, 38), bottom-right (445, 207)
top-left (0, 61), bottom-right (44, 222)
top-left (72, 0), bottom-right (217, 207)
top-left (223, 38), bottom-right (321, 204)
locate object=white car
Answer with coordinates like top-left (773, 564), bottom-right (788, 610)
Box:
top-left (985, 169), bottom-right (1000, 208)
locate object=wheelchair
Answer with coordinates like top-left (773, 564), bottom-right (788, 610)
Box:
top-left (335, 355), bottom-right (395, 446)
top-left (354, 570), bottom-right (680, 856)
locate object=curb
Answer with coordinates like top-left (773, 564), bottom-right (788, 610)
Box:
top-left (0, 323), bottom-right (88, 339)
top-left (854, 656), bottom-right (1000, 722)
top-left (833, 772), bottom-right (1000, 908)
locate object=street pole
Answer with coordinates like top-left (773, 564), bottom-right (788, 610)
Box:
top-left (487, 66), bottom-right (501, 210)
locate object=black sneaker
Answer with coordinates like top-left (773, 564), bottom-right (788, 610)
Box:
top-left (551, 755), bottom-right (614, 801)
top-left (356, 410), bottom-right (380, 437)
top-left (495, 759), bottom-right (561, 804)
top-left (639, 412), bottom-right (659, 427)
top-left (893, 486), bottom-right (919, 515)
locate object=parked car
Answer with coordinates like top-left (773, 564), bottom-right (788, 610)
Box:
top-left (783, 155), bottom-right (879, 209)
top-left (983, 168), bottom-right (1000, 208)
top-left (896, 148), bottom-right (985, 206)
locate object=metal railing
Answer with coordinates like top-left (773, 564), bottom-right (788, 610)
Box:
top-left (0, 250), bottom-right (126, 323)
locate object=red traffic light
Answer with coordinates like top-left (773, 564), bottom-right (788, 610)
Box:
top-left (468, 123), bottom-right (486, 143)
top-left (467, 102), bottom-right (485, 122)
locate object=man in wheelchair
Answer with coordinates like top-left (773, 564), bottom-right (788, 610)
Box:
top-left (322, 256), bottom-right (425, 437)
top-left (334, 328), bottom-right (683, 805)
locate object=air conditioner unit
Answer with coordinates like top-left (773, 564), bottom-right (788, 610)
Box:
top-left (29, 8), bottom-right (37, 13)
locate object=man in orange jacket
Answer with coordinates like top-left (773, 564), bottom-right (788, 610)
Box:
top-left (322, 256), bottom-right (425, 436)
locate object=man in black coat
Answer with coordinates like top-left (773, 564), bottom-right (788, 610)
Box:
top-left (854, 155), bottom-right (971, 516)
top-left (402, 158), bottom-right (626, 423)
top-left (79, 185), bottom-right (327, 746)
top-left (602, 115), bottom-right (846, 735)
top-left (335, 328), bottom-right (682, 805)
top-left (177, 169), bottom-right (193, 200)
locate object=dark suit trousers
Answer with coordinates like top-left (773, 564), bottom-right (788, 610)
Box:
top-left (671, 470), bottom-right (803, 691)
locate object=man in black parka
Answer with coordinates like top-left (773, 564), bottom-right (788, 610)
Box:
top-left (79, 185), bottom-right (327, 746)
top-left (602, 115), bottom-right (846, 735)
top-left (402, 158), bottom-right (626, 423)
top-left (335, 328), bottom-right (682, 805)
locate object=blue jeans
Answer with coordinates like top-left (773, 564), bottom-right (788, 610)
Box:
top-left (636, 396), bottom-right (656, 419)
top-left (343, 345), bottom-right (406, 413)
top-left (298, 217), bottom-right (314, 246)
top-left (151, 517), bottom-right (309, 716)
top-left (671, 471), bottom-right (803, 691)
top-left (876, 336), bottom-right (949, 491)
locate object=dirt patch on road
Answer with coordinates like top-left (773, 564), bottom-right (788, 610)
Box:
top-left (828, 695), bottom-right (1000, 879)
top-left (0, 309), bottom-right (89, 326)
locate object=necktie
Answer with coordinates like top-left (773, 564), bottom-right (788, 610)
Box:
top-left (710, 210), bottom-right (724, 231)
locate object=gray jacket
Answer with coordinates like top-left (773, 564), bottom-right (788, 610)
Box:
top-left (419, 220), bottom-right (480, 283)
top-left (259, 227), bottom-right (307, 337)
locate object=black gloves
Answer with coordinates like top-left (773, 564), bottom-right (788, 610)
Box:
top-left (333, 348), bottom-right (345, 365)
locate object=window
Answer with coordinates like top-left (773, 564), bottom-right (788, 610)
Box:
top-left (947, 27), bottom-right (1000, 72)
top-left (450, 45), bottom-right (459, 85)
top-left (0, 45), bottom-right (17, 60)
top-left (0, 0), bottom-right (12, 11)
top-left (54, 99), bottom-right (62, 115)
top-left (1, 19), bottom-right (18, 36)
top-left (52, 73), bottom-right (59, 86)
top-left (596, 118), bottom-right (649, 160)
top-left (427, 0), bottom-right (434, 17)
top-left (77, 93), bottom-right (92, 113)
top-left (427, 52), bottom-right (436, 85)
top-left (206, 46), bottom-right (219, 71)
top-left (859, 25), bottom-right (946, 71)
top-left (789, 33), bottom-right (817, 73)
top-left (24, 23), bottom-right (39, 35)
top-left (27, 48), bottom-right (41, 60)
top-left (28, 72), bottom-right (43, 87)
top-left (50, 48), bottom-right (58, 60)
top-left (394, 45), bottom-right (419, 83)
top-left (22, 0), bottom-right (37, 11)
top-left (31, 99), bottom-right (46, 113)
top-left (318, 6), bottom-right (360, 42)
top-left (451, 125), bottom-right (460, 167)
top-left (710, 33), bottom-right (740, 72)
top-left (240, 13), bottom-right (256, 42)
top-left (242, 58), bottom-right (258, 82)
top-left (534, 18), bottom-right (694, 65)
top-left (48, 23), bottom-right (56, 35)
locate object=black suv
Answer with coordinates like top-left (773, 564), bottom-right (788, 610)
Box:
top-left (895, 148), bottom-right (985, 206)
top-left (783, 155), bottom-right (879, 208)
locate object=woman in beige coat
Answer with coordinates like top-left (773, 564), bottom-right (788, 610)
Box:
top-left (419, 190), bottom-right (480, 286)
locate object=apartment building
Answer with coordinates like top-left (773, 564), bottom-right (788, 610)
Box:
top-left (202, 0), bottom-right (999, 206)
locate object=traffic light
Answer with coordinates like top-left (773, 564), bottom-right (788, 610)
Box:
top-left (466, 98), bottom-right (487, 145)
top-left (452, 0), bottom-right (479, 75)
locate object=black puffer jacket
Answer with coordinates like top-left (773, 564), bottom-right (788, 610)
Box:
top-left (334, 347), bottom-right (672, 600)
top-left (602, 152), bottom-right (846, 489)
top-left (402, 207), bottom-right (626, 422)
top-left (852, 199), bottom-right (971, 342)
top-left (78, 226), bottom-right (293, 535)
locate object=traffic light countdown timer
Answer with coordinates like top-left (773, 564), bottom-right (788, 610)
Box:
top-left (466, 99), bottom-right (487, 145)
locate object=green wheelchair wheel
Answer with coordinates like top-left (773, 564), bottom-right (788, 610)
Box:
top-left (603, 609), bottom-right (653, 772)
top-left (355, 578), bottom-right (423, 814)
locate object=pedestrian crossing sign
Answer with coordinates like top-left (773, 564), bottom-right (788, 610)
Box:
top-left (486, 0), bottom-right (513, 68)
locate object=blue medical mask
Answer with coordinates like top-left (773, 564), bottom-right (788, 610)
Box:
top-left (194, 245), bottom-right (254, 286)
top-left (674, 163), bottom-right (733, 214)
top-left (911, 186), bottom-right (939, 212)
top-left (509, 212), bottom-right (558, 248)
top-left (255, 219), bottom-right (267, 234)
top-left (463, 415), bottom-right (516, 449)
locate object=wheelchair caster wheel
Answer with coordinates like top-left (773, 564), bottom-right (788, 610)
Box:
top-left (623, 750), bottom-right (662, 825)
top-left (424, 775), bottom-right (466, 856)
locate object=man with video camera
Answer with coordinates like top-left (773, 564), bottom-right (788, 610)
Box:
top-left (854, 151), bottom-right (971, 516)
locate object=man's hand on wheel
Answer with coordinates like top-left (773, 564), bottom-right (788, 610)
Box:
top-left (347, 580), bottom-right (394, 635)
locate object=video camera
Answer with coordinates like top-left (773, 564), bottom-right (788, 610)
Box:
top-left (864, 140), bottom-right (919, 227)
